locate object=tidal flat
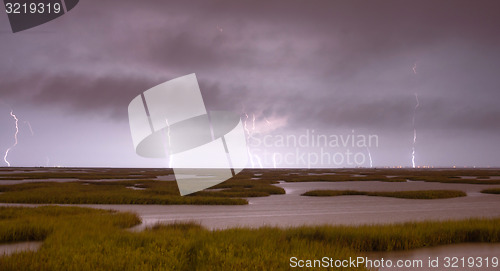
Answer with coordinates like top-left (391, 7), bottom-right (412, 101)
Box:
top-left (0, 168), bottom-right (499, 270)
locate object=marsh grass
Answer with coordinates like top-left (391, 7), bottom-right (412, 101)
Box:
top-left (260, 168), bottom-right (500, 185)
top-left (2, 167), bottom-right (500, 185)
top-left (241, 168), bottom-right (500, 184)
top-left (481, 188), bottom-right (500, 194)
top-left (0, 167), bottom-right (498, 205)
top-left (0, 178), bottom-right (285, 205)
top-left (0, 206), bottom-right (500, 270)
top-left (405, 176), bottom-right (500, 184)
top-left (284, 218), bottom-right (500, 251)
top-left (192, 178), bottom-right (285, 197)
top-left (302, 190), bottom-right (467, 199)
top-left (0, 206), bottom-right (139, 243)
top-left (0, 168), bottom-right (172, 180)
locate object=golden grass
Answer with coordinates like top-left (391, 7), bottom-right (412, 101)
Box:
top-left (0, 206), bottom-right (500, 270)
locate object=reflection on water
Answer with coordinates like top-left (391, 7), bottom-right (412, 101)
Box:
top-left (60, 180), bottom-right (500, 233)
top-left (365, 243), bottom-right (500, 271)
top-left (126, 186), bottom-right (147, 191)
top-left (1, 180), bottom-right (500, 231)
top-left (0, 241), bottom-right (42, 256)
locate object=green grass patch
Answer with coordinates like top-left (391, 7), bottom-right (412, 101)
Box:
top-left (250, 168), bottom-right (500, 185)
top-left (0, 181), bottom-right (245, 205)
top-left (192, 178), bottom-right (285, 198)
top-left (0, 178), bottom-right (285, 205)
top-left (0, 168), bottom-right (172, 180)
top-left (302, 190), bottom-right (467, 199)
top-left (405, 176), bottom-right (500, 184)
top-left (1, 168), bottom-right (499, 206)
top-left (0, 206), bottom-right (500, 270)
top-left (481, 188), bottom-right (500, 194)
top-left (0, 206), bottom-right (139, 243)
top-left (2, 167), bottom-right (500, 185)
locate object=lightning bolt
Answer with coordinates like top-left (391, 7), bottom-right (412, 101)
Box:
top-left (272, 153), bottom-right (278, 168)
top-left (243, 113), bottom-right (250, 135)
top-left (410, 61), bottom-right (420, 168)
top-left (366, 147), bottom-right (373, 168)
top-left (250, 113), bottom-right (263, 168)
top-left (242, 112), bottom-right (263, 168)
top-left (165, 119), bottom-right (172, 148)
top-left (412, 93), bottom-right (419, 168)
top-left (165, 119), bottom-right (173, 168)
top-left (253, 152), bottom-right (263, 168)
top-left (1, 102), bottom-right (35, 167)
top-left (252, 113), bottom-right (256, 131)
top-left (24, 121), bottom-right (34, 136)
top-left (3, 111), bottom-right (19, 167)
top-left (263, 117), bottom-right (279, 168)
top-left (242, 113), bottom-right (254, 168)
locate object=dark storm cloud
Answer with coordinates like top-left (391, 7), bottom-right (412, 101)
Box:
top-left (1, 0), bottom-right (499, 132)
top-left (30, 73), bottom-right (156, 118)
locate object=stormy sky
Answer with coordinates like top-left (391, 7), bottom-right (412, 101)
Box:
top-left (0, 0), bottom-right (499, 168)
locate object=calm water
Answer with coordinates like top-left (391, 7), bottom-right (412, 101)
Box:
top-left (365, 243), bottom-right (500, 271)
top-left (0, 241), bottom-right (42, 256)
top-left (24, 180), bottom-right (496, 230)
top-left (1, 180), bottom-right (499, 229)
